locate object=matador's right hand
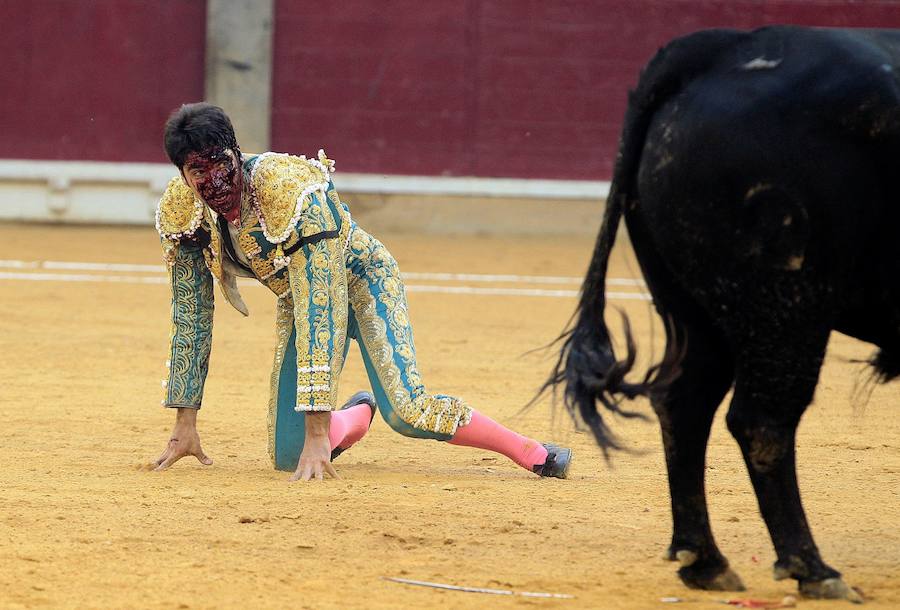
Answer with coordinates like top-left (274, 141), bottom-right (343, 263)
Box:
top-left (154, 407), bottom-right (213, 471)
top-left (290, 411), bottom-right (339, 481)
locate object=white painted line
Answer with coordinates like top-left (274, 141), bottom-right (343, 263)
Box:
top-left (0, 259), bottom-right (647, 287)
top-left (0, 260), bottom-right (35, 269)
top-left (0, 271), bottom-right (168, 284)
top-left (384, 576), bottom-right (575, 599)
top-left (0, 260), bottom-right (164, 273)
top-left (403, 271), bottom-right (644, 287)
top-left (405, 285), bottom-right (579, 298)
top-left (0, 270), bottom-right (651, 300)
top-left (405, 284), bottom-right (650, 300)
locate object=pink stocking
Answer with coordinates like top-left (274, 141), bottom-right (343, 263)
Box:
top-left (328, 404), bottom-right (373, 451)
top-left (448, 410), bottom-right (548, 471)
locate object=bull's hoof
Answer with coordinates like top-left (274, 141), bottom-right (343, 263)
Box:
top-left (679, 565), bottom-right (746, 591)
top-left (673, 550), bottom-right (746, 591)
top-left (799, 578), bottom-right (864, 604)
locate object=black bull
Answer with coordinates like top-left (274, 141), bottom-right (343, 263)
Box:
top-left (548, 26), bottom-right (900, 602)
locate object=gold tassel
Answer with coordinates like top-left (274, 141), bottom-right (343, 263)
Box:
top-left (273, 243), bottom-right (291, 270)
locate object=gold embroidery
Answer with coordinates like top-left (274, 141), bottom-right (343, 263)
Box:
top-left (327, 231), bottom-right (349, 407)
top-left (250, 153), bottom-right (329, 244)
top-left (284, 229), bottom-right (300, 251)
top-left (302, 222), bottom-right (323, 237)
top-left (162, 240), bottom-right (178, 270)
top-left (246, 151), bottom-right (349, 411)
top-left (238, 228), bottom-right (262, 258)
top-left (289, 253), bottom-right (314, 406)
top-left (251, 241), bottom-right (279, 277)
top-left (164, 243), bottom-right (214, 407)
top-left (327, 188), bottom-right (341, 206)
top-left (268, 275), bottom-right (289, 297)
top-left (207, 215), bottom-right (223, 280)
top-left (268, 295), bottom-right (294, 463)
top-left (346, 226), bottom-right (472, 435)
top-left (156, 176), bottom-right (203, 239)
top-left (251, 253), bottom-right (275, 280)
top-left (286, 234), bottom-right (349, 409)
top-left (316, 149), bottom-right (335, 174)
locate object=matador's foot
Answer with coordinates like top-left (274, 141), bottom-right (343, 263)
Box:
top-left (330, 391), bottom-right (378, 462)
top-left (533, 443), bottom-right (573, 479)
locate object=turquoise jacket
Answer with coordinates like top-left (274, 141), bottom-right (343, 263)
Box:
top-left (156, 151), bottom-right (352, 412)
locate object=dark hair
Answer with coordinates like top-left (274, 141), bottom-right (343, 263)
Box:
top-left (163, 102), bottom-right (239, 168)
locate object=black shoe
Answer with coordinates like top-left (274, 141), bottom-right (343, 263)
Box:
top-left (533, 443), bottom-right (572, 479)
top-left (330, 391), bottom-right (377, 462)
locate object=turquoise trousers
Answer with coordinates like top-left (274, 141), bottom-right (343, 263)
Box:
top-left (270, 226), bottom-right (472, 471)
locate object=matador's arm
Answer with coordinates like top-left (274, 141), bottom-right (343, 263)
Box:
top-left (250, 151), bottom-right (349, 413)
top-left (286, 202), bottom-right (348, 412)
top-left (156, 177), bottom-right (215, 409)
top-left (287, 181), bottom-right (348, 480)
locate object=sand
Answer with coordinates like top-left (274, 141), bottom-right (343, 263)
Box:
top-left (0, 222), bottom-right (896, 609)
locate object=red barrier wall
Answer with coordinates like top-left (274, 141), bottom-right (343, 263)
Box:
top-left (272, 0), bottom-right (900, 179)
top-left (0, 0), bottom-right (206, 164)
top-left (3, 2), bottom-right (900, 179)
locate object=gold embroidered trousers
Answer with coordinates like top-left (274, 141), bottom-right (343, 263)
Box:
top-left (267, 224), bottom-right (473, 470)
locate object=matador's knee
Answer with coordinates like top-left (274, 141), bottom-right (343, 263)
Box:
top-left (382, 393), bottom-right (472, 440)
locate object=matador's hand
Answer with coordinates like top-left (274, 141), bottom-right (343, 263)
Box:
top-left (290, 411), bottom-right (339, 481)
top-left (154, 408), bottom-right (213, 471)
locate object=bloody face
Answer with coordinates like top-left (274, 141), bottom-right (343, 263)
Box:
top-left (181, 147), bottom-right (243, 217)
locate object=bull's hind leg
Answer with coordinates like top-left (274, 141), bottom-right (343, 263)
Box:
top-left (652, 318), bottom-right (743, 590)
top-left (726, 328), bottom-right (862, 603)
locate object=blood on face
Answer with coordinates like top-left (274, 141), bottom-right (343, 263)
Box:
top-left (182, 147), bottom-right (243, 220)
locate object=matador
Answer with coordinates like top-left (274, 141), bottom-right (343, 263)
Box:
top-left (152, 103), bottom-right (572, 481)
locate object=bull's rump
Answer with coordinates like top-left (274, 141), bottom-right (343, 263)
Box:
top-left (627, 26), bottom-right (900, 336)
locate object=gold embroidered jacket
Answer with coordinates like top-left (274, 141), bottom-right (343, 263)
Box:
top-left (156, 150), bottom-right (351, 411)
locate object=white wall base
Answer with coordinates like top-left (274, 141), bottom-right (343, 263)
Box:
top-left (0, 159), bottom-right (610, 226)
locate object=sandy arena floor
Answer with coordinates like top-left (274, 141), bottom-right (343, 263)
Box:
top-left (0, 222), bottom-right (897, 609)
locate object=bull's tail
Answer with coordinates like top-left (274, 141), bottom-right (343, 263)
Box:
top-left (540, 188), bottom-right (647, 455)
top-left (542, 29), bottom-right (743, 454)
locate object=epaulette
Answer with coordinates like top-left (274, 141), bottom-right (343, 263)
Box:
top-left (156, 176), bottom-right (204, 240)
top-left (249, 149), bottom-right (335, 246)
